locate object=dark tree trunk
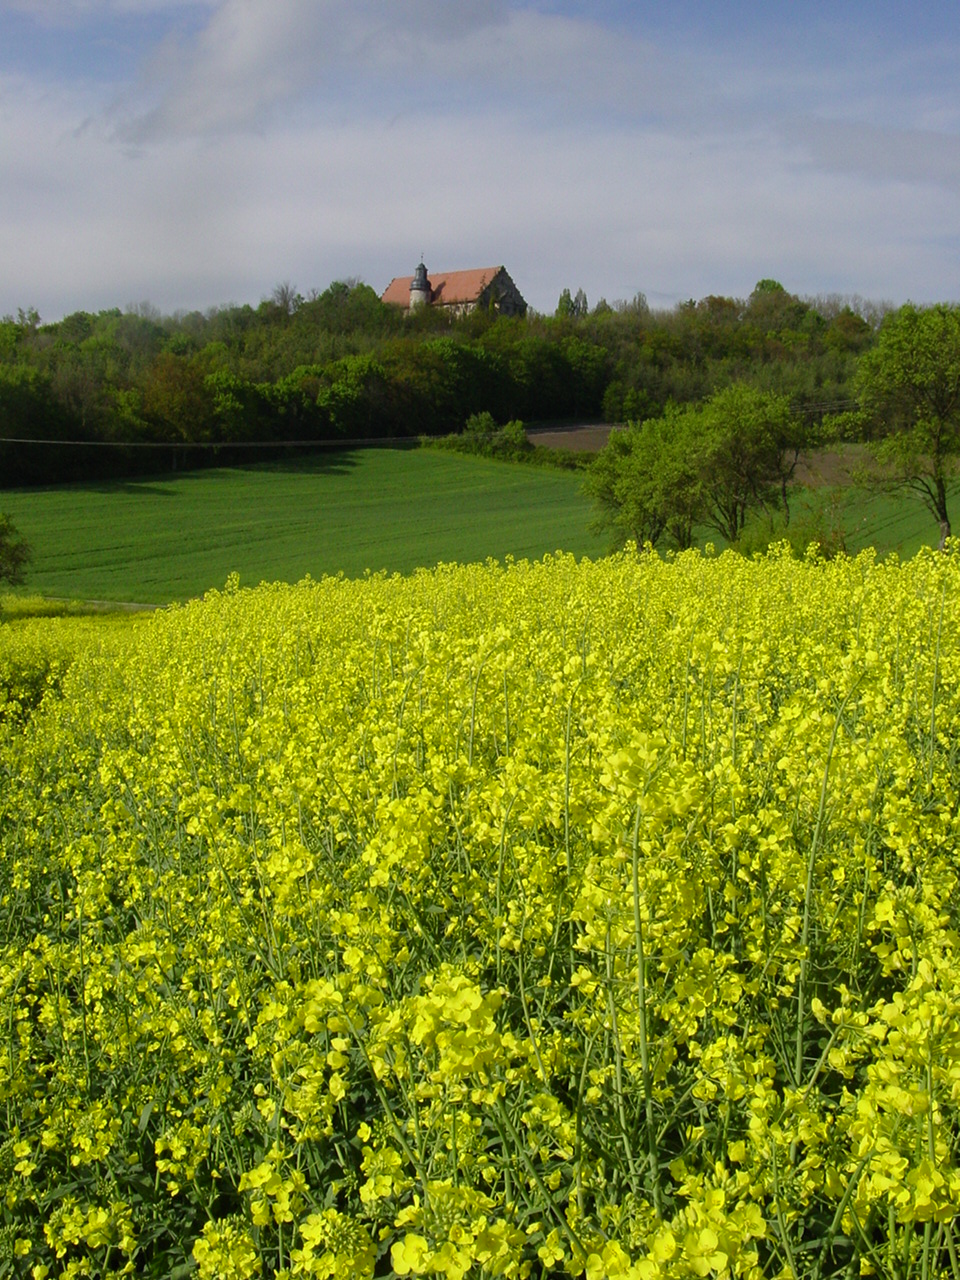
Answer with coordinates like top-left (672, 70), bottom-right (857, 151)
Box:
top-left (935, 473), bottom-right (950, 549)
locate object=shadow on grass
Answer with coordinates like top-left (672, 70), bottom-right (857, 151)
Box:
top-left (17, 445), bottom-right (366, 496)
top-left (229, 439), bottom-right (425, 477)
top-left (230, 448), bottom-right (365, 477)
top-left (85, 481), bottom-right (179, 496)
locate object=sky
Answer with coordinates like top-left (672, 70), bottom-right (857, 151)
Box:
top-left (0, 0), bottom-right (958, 322)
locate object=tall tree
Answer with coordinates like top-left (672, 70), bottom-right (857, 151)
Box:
top-left (141, 353), bottom-right (214, 442)
top-left (585, 408), bottom-right (701, 550)
top-left (555, 288), bottom-right (574, 319)
top-left (585, 385), bottom-right (803, 550)
top-left (854, 303), bottom-right (960, 548)
top-left (696, 384), bottom-right (802, 542)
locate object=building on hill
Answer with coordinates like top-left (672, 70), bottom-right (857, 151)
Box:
top-left (381, 262), bottom-right (527, 317)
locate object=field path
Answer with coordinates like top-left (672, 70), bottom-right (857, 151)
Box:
top-left (529, 423), bottom-right (872, 489)
top-left (46, 598), bottom-right (161, 613)
top-left (527, 423), bottom-right (612, 452)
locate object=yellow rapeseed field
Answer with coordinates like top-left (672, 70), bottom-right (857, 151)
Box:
top-left (1, 546), bottom-right (959, 1279)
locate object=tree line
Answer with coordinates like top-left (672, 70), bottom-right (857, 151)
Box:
top-left (1, 278), bottom-right (878, 487)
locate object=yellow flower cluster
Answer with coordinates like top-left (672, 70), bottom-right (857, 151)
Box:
top-left (2, 544), bottom-right (960, 1277)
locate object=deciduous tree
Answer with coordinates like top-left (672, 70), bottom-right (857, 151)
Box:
top-left (586, 384), bottom-right (803, 550)
top-left (555, 288), bottom-right (574, 319)
top-left (854, 303), bottom-right (960, 548)
top-left (141, 353), bottom-right (213, 441)
top-left (585, 408), bottom-right (701, 550)
top-left (696, 384), bottom-right (802, 542)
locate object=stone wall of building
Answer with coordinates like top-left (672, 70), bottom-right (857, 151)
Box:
top-left (476, 269), bottom-right (527, 317)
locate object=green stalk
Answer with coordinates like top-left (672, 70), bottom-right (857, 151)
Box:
top-left (562, 682), bottom-right (586, 992)
top-left (604, 919), bottom-right (640, 1197)
top-left (943, 1221), bottom-right (960, 1280)
top-left (812, 1150), bottom-right (873, 1280)
top-left (730, 642), bottom-right (744, 779)
top-left (921, 1051), bottom-right (937, 1280)
top-left (450, 1104), bottom-right (458, 1187)
top-left (342, 1013), bottom-right (423, 1184)
top-left (927, 583), bottom-right (945, 789)
top-left (495, 1097), bottom-right (587, 1261)
top-left (839, 1199), bottom-right (889, 1279)
top-left (76, 900), bottom-right (92, 1091)
top-left (495, 792), bottom-right (519, 986)
top-left (564, 692), bottom-right (576, 874)
top-left (770, 1139), bottom-right (799, 1280)
top-left (467, 653), bottom-right (490, 768)
top-left (503, 669), bottom-right (511, 759)
top-left (515, 898), bottom-right (548, 1086)
top-left (572, 1030), bottom-right (600, 1220)
top-left (795, 681), bottom-right (859, 1088)
top-left (631, 800), bottom-right (662, 1219)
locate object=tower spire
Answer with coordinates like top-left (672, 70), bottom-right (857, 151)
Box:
top-left (409, 259), bottom-right (431, 310)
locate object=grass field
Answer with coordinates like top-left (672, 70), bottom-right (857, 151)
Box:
top-left (783, 443), bottom-right (957, 558)
top-left (0, 444), bottom-right (953, 606)
top-left (760, 482), bottom-right (953, 559)
top-left (0, 448), bottom-right (606, 605)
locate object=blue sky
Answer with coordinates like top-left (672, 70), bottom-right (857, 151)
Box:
top-left (1, 0), bottom-right (958, 320)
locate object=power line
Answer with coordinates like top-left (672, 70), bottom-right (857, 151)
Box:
top-left (0, 404), bottom-right (861, 452)
top-left (793, 399), bottom-right (860, 414)
top-left (0, 435), bottom-right (418, 449)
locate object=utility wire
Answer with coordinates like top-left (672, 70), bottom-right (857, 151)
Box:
top-left (0, 403), bottom-right (861, 450)
top-left (0, 435), bottom-right (418, 449)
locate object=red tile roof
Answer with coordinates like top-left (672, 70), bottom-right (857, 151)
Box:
top-left (381, 267), bottom-right (504, 308)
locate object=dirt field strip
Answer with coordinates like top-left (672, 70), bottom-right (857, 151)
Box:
top-left (530, 425), bottom-right (873, 489)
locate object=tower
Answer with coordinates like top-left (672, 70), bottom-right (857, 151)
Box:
top-left (409, 260), bottom-right (431, 310)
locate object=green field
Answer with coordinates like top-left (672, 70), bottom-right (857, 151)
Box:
top-left (751, 482), bottom-right (955, 561)
top-left (0, 448), bottom-right (606, 604)
top-left (0, 445), bottom-right (953, 606)
top-left (833, 487), bottom-right (955, 557)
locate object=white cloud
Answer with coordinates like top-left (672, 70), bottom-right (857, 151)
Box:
top-left (111, 1), bottom-right (709, 142)
top-left (1, 0), bottom-right (214, 19)
top-left (1, 3), bottom-right (958, 318)
top-left (786, 119), bottom-right (960, 190)
top-left (3, 71), bottom-right (958, 323)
